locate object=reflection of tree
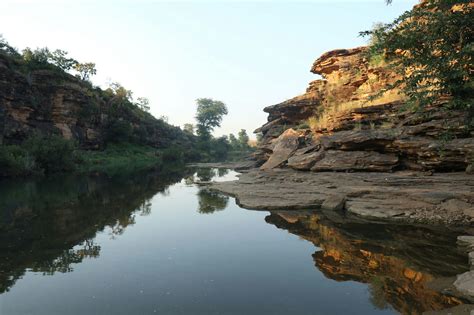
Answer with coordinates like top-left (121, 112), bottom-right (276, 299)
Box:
top-left (184, 175), bottom-right (195, 186)
top-left (109, 214), bottom-right (136, 238)
top-left (197, 189), bottom-right (228, 214)
top-left (217, 168), bottom-right (229, 177)
top-left (139, 200), bottom-right (152, 216)
top-left (27, 239), bottom-right (101, 275)
top-left (368, 276), bottom-right (389, 310)
top-left (0, 168), bottom-right (193, 294)
top-left (196, 168), bottom-right (215, 182)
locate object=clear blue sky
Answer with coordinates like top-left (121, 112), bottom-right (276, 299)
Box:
top-left (1, 0), bottom-right (417, 138)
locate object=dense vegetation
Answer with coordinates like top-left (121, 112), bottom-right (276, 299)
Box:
top-left (0, 135), bottom-right (188, 177)
top-left (0, 36), bottom-right (254, 178)
top-left (361, 0), bottom-right (473, 120)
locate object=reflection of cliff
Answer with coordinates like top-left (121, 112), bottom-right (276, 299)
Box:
top-left (0, 169), bottom-right (191, 294)
top-left (266, 212), bottom-right (469, 314)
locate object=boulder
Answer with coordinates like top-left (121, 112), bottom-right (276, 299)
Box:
top-left (311, 150), bottom-right (399, 172)
top-left (321, 194), bottom-right (346, 211)
top-left (458, 236), bottom-right (474, 252)
top-left (288, 150), bottom-right (325, 170)
top-left (260, 129), bottom-right (301, 170)
top-left (453, 271), bottom-right (474, 297)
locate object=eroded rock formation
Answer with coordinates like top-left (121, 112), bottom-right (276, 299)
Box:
top-left (0, 54), bottom-right (191, 149)
top-left (255, 47), bottom-right (473, 172)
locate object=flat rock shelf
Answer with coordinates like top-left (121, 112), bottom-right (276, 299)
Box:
top-left (211, 168), bottom-right (474, 227)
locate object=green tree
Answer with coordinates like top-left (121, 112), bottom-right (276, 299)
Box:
top-left (238, 129), bottom-right (250, 150)
top-left (194, 98), bottom-right (228, 159)
top-left (49, 49), bottom-right (78, 71)
top-left (361, 0), bottom-right (473, 115)
top-left (211, 136), bottom-right (231, 160)
top-left (228, 133), bottom-right (239, 149)
top-left (107, 82), bottom-right (132, 102)
top-left (195, 98), bottom-right (228, 138)
top-left (74, 62), bottom-right (97, 81)
top-left (136, 97), bottom-right (150, 112)
top-left (0, 35), bottom-right (19, 56)
top-left (22, 47), bottom-right (50, 65)
top-left (183, 123), bottom-right (195, 135)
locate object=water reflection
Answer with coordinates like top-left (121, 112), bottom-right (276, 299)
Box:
top-left (0, 168), bottom-right (470, 315)
top-left (197, 189), bottom-right (229, 214)
top-left (190, 168), bottom-right (232, 214)
top-left (0, 169), bottom-right (191, 294)
top-left (265, 211), bottom-right (470, 314)
top-left (195, 168), bottom-right (215, 182)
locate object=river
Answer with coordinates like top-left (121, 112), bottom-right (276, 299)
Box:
top-left (0, 168), bottom-right (469, 315)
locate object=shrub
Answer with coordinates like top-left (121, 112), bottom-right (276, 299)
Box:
top-left (104, 120), bottom-right (132, 143)
top-left (23, 135), bottom-right (76, 173)
top-left (161, 147), bottom-right (184, 163)
top-left (0, 145), bottom-right (35, 176)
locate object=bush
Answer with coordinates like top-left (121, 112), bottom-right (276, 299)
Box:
top-left (0, 135), bottom-right (75, 176)
top-left (0, 145), bottom-right (35, 176)
top-left (23, 135), bottom-right (76, 174)
top-left (104, 119), bottom-right (133, 143)
top-left (161, 147), bottom-right (184, 163)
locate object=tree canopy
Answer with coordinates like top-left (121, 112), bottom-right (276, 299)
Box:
top-left (183, 123), bottom-right (195, 135)
top-left (361, 0), bottom-right (473, 117)
top-left (195, 98), bottom-right (228, 137)
top-left (74, 62), bottom-right (97, 81)
top-left (238, 129), bottom-right (250, 149)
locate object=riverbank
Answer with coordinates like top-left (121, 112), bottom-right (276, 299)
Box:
top-left (210, 168), bottom-right (474, 227)
top-left (207, 166), bottom-right (474, 306)
top-left (0, 141), bottom-right (186, 178)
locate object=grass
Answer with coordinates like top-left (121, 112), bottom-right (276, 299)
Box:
top-left (307, 89), bottom-right (404, 131)
top-left (368, 53), bottom-right (386, 68)
top-left (0, 139), bottom-right (188, 178)
top-left (75, 143), bottom-right (167, 177)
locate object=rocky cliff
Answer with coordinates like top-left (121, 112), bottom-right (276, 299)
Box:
top-left (0, 53), bottom-right (191, 149)
top-left (255, 47), bottom-right (473, 172)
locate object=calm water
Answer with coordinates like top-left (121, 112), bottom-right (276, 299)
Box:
top-left (0, 168), bottom-right (469, 315)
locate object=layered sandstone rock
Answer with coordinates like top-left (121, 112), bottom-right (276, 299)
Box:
top-left (211, 168), bottom-right (474, 225)
top-left (254, 47), bottom-right (474, 172)
top-left (0, 54), bottom-right (190, 149)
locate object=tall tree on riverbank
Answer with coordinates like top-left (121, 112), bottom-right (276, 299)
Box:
top-left (238, 129), bottom-right (250, 150)
top-left (195, 98), bottom-right (228, 138)
top-left (194, 98), bottom-right (228, 159)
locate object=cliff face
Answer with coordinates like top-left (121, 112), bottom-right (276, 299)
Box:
top-left (0, 53), bottom-right (191, 149)
top-left (255, 47), bottom-right (473, 172)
